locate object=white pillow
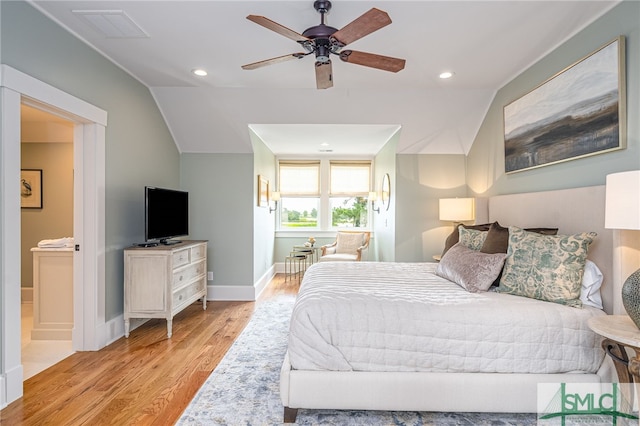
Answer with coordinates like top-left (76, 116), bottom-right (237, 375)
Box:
top-left (580, 260), bottom-right (604, 309)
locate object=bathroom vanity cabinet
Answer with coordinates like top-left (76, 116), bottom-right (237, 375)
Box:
top-left (31, 247), bottom-right (74, 340)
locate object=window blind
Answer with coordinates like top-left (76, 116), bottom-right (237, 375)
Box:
top-left (279, 162), bottom-right (320, 196)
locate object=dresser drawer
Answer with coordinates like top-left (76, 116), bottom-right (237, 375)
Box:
top-left (172, 277), bottom-right (205, 308)
top-left (191, 244), bottom-right (206, 261)
top-left (173, 248), bottom-right (190, 268)
top-left (172, 259), bottom-right (205, 289)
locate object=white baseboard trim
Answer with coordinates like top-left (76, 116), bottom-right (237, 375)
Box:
top-left (2, 363), bottom-right (23, 409)
top-left (92, 321), bottom-right (108, 352)
top-left (207, 284), bottom-right (256, 301)
top-left (21, 287), bottom-right (33, 303)
top-left (207, 265), bottom-right (276, 301)
top-left (98, 266), bottom-right (278, 347)
top-left (104, 314), bottom-right (148, 346)
top-left (105, 314), bottom-right (124, 346)
top-left (254, 265), bottom-right (276, 300)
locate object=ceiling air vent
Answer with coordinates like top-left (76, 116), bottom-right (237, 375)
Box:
top-left (72, 10), bottom-right (149, 38)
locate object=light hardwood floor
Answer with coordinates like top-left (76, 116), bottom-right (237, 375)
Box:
top-left (1, 274), bottom-right (298, 425)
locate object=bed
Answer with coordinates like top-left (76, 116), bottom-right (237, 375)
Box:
top-left (280, 185), bottom-right (619, 422)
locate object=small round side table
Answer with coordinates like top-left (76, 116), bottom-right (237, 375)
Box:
top-left (588, 315), bottom-right (640, 413)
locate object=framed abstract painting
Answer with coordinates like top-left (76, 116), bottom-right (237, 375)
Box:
top-left (504, 36), bottom-right (626, 173)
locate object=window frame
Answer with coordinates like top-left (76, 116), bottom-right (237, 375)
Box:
top-left (276, 158), bottom-right (374, 232)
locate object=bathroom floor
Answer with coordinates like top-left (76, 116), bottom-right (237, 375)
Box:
top-left (21, 303), bottom-right (74, 380)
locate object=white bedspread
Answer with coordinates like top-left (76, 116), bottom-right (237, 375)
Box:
top-left (288, 262), bottom-right (606, 374)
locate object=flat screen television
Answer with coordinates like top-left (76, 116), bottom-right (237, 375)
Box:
top-left (145, 186), bottom-right (189, 245)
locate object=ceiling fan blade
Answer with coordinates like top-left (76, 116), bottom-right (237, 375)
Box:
top-left (246, 15), bottom-right (311, 43)
top-left (315, 61), bottom-right (333, 89)
top-left (339, 50), bottom-right (405, 73)
top-left (242, 53), bottom-right (306, 70)
top-left (331, 8), bottom-right (392, 46)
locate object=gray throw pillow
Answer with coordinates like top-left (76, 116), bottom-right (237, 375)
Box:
top-left (436, 243), bottom-right (507, 292)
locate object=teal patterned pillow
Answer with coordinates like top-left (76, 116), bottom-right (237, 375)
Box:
top-left (496, 227), bottom-right (597, 307)
top-left (458, 226), bottom-right (487, 251)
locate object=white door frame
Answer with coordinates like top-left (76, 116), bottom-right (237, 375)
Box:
top-left (0, 65), bottom-right (107, 408)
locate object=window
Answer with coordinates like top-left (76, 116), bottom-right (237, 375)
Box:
top-left (278, 160), bottom-right (372, 230)
top-left (329, 162), bottom-right (370, 228)
top-left (279, 162), bottom-right (320, 229)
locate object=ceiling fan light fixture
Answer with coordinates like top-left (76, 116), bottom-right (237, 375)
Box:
top-left (315, 41), bottom-right (332, 63)
top-left (242, 1), bottom-right (405, 89)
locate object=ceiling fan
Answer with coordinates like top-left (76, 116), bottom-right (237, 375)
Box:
top-left (241, 0), bottom-right (406, 89)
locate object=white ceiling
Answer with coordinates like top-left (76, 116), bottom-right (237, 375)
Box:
top-left (31, 0), bottom-right (619, 156)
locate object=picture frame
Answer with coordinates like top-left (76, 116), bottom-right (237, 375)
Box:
top-left (21, 169), bottom-right (43, 209)
top-left (258, 175), bottom-right (269, 207)
top-left (504, 36), bottom-right (626, 173)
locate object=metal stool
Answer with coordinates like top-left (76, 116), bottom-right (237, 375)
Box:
top-left (285, 253), bottom-right (306, 282)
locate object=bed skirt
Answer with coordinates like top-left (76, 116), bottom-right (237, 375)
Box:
top-left (279, 352), bottom-right (614, 422)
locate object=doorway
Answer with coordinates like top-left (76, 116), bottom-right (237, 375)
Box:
top-left (1, 64), bottom-right (107, 408)
top-left (20, 104), bottom-right (75, 379)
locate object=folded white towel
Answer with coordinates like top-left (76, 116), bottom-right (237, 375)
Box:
top-left (38, 237), bottom-right (74, 248)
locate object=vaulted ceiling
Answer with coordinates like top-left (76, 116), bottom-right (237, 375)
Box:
top-left (32, 1), bottom-right (618, 156)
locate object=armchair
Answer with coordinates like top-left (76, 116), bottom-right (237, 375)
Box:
top-left (319, 231), bottom-right (371, 262)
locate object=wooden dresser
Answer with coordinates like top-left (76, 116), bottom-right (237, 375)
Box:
top-left (124, 240), bottom-right (207, 338)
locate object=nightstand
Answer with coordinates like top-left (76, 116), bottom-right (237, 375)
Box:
top-left (588, 315), bottom-right (640, 410)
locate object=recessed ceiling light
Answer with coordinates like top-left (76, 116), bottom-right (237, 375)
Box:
top-left (320, 142), bottom-right (330, 147)
top-left (192, 69), bottom-right (208, 77)
top-left (439, 71), bottom-right (455, 79)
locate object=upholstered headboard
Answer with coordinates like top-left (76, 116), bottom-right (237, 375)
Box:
top-left (477, 186), bottom-right (615, 314)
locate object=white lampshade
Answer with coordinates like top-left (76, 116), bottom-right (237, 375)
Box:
top-left (368, 191), bottom-right (378, 201)
top-left (270, 191), bottom-right (281, 202)
top-left (439, 198), bottom-right (475, 222)
top-left (605, 171), bottom-right (640, 230)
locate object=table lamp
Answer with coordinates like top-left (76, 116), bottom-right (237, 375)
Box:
top-left (605, 170), bottom-right (640, 328)
top-left (439, 198), bottom-right (475, 223)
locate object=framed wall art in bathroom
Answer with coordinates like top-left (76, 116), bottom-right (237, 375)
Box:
top-left (21, 169), bottom-right (43, 209)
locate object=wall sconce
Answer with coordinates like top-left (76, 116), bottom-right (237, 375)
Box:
top-left (439, 198), bottom-right (475, 224)
top-left (269, 191), bottom-right (280, 214)
top-left (369, 191), bottom-right (380, 213)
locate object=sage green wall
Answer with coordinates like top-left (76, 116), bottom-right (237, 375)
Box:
top-left (20, 143), bottom-right (73, 288)
top-left (274, 235), bottom-right (334, 265)
top-left (251, 130), bottom-right (276, 282)
top-left (395, 154), bottom-right (467, 262)
top-left (180, 153), bottom-right (253, 287)
top-left (372, 133), bottom-right (398, 262)
top-left (2, 1), bottom-right (181, 320)
top-left (467, 0), bottom-right (640, 197)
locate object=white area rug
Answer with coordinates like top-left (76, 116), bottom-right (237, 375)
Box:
top-left (177, 295), bottom-right (538, 425)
